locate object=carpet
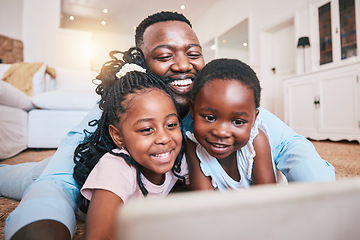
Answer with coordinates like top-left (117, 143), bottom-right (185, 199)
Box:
top-left (1, 140), bottom-right (359, 239)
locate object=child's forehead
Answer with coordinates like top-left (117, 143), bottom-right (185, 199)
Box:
top-left (197, 79), bottom-right (255, 106)
top-left (201, 78), bottom-right (248, 92)
top-left (118, 88), bottom-right (177, 125)
top-left (126, 87), bottom-right (168, 100)
top-left (123, 88), bottom-right (174, 110)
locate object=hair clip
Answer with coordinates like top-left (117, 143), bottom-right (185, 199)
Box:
top-left (116, 63), bottom-right (146, 78)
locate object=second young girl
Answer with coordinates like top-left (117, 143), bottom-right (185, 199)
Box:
top-left (186, 58), bottom-right (277, 191)
top-left (73, 48), bottom-right (187, 239)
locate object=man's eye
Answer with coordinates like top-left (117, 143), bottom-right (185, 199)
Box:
top-left (155, 54), bottom-right (172, 61)
top-left (232, 119), bottom-right (245, 127)
top-left (204, 115), bottom-right (216, 122)
top-left (188, 52), bottom-right (202, 59)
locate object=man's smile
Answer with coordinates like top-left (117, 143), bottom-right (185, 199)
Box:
top-left (170, 79), bottom-right (193, 87)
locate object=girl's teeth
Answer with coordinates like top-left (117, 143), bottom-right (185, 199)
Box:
top-left (154, 152), bottom-right (170, 158)
top-left (171, 79), bottom-right (192, 86)
top-left (213, 143), bottom-right (226, 148)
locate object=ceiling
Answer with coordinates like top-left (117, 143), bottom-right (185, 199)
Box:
top-left (60, 0), bottom-right (221, 35)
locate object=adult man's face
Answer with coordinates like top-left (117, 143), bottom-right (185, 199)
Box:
top-left (140, 21), bottom-right (205, 118)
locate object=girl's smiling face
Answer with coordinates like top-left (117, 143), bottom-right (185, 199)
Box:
top-left (111, 88), bottom-right (182, 184)
top-left (190, 79), bottom-right (259, 162)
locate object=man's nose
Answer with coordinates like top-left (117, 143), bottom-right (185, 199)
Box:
top-left (172, 54), bottom-right (192, 72)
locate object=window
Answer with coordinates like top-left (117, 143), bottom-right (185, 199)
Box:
top-left (339, 0), bottom-right (357, 60)
top-left (318, 2), bottom-right (333, 65)
top-left (316, 0), bottom-right (358, 65)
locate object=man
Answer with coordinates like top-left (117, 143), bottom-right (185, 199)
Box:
top-left (2, 11), bottom-right (335, 240)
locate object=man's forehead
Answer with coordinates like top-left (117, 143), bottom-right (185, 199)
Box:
top-left (143, 21), bottom-right (196, 40)
top-left (145, 20), bottom-right (189, 30)
top-left (141, 21), bottom-right (199, 50)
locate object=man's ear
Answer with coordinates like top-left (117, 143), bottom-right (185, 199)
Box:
top-left (189, 100), bottom-right (195, 119)
top-left (108, 124), bottom-right (125, 149)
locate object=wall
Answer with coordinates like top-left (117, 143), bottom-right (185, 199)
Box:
top-left (90, 31), bottom-right (133, 71)
top-left (0, 0), bottom-right (133, 71)
top-left (21, 0), bottom-right (134, 71)
top-left (0, 0), bottom-right (23, 40)
top-left (194, 0), bottom-right (310, 69)
top-left (22, 0), bottom-right (87, 69)
top-left (1, 0), bottom-right (310, 73)
top-left (193, 0), bottom-right (311, 114)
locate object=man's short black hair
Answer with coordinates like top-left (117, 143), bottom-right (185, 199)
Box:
top-left (135, 11), bottom-right (192, 47)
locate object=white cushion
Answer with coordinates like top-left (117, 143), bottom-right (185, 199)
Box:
top-left (0, 64), bottom-right (11, 79)
top-left (0, 63), bottom-right (47, 96)
top-left (0, 105), bottom-right (27, 159)
top-left (32, 90), bottom-right (100, 110)
top-left (0, 80), bottom-right (33, 111)
top-left (55, 67), bottom-right (99, 92)
top-left (32, 63), bottom-right (47, 95)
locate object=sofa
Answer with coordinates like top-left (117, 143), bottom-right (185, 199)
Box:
top-left (0, 63), bottom-right (100, 159)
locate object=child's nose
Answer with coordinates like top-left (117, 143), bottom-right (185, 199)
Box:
top-left (212, 122), bottom-right (231, 138)
top-left (155, 128), bottom-right (171, 144)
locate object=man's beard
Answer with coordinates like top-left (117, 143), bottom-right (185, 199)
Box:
top-left (161, 76), bottom-right (174, 85)
top-left (174, 99), bottom-right (190, 120)
top-left (161, 76), bottom-right (192, 119)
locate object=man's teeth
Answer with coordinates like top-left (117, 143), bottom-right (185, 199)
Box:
top-left (154, 152), bottom-right (171, 158)
top-left (171, 79), bottom-right (192, 86)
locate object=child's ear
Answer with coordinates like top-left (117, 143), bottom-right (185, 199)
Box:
top-left (189, 100), bottom-right (195, 119)
top-left (108, 124), bottom-right (125, 149)
top-left (252, 108), bottom-right (260, 127)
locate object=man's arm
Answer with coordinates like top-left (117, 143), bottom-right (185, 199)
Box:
top-left (4, 104), bottom-right (102, 240)
top-left (258, 107), bottom-right (335, 182)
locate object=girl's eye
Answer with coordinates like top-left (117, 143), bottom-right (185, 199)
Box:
top-left (167, 122), bottom-right (178, 129)
top-left (232, 119), bottom-right (246, 127)
top-left (140, 128), bottom-right (153, 134)
top-left (203, 115), bottom-right (216, 122)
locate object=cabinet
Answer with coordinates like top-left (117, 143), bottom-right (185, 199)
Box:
top-left (310, 0), bottom-right (360, 69)
top-left (284, 62), bottom-right (360, 142)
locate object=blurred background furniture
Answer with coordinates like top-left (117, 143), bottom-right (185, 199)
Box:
top-left (0, 34), bottom-right (99, 159)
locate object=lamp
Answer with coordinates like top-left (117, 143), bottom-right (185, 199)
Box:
top-left (297, 36), bottom-right (310, 72)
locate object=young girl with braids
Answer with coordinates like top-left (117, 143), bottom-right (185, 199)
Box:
top-left (73, 48), bottom-right (186, 239)
top-left (186, 58), bottom-right (278, 191)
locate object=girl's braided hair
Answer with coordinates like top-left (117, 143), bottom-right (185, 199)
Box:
top-left (73, 47), bottom-right (185, 213)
